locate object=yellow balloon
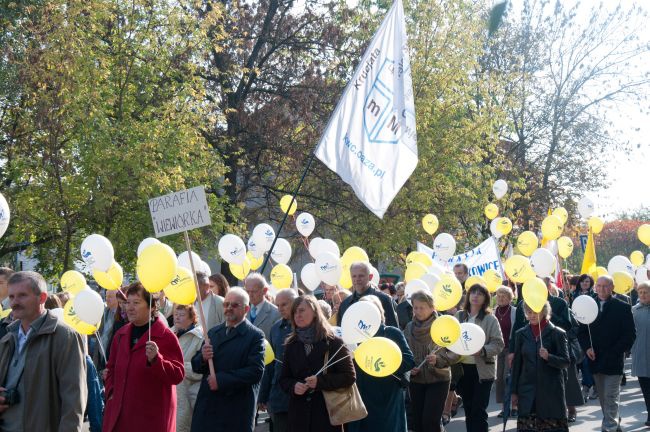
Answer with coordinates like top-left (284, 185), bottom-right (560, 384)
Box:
top-left (630, 250), bottom-right (645, 267)
top-left (163, 267), bottom-right (197, 305)
top-left (433, 274), bottom-right (462, 311)
top-left (93, 261), bottom-right (123, 291)
top-left (552, 207), bottom-right (568, 224)
top-left (465, 275), bottom-right (488, 290)
top-left (264, 339), bottom-right (275, 365)
top-left (484, 203), bottom-right (499, 220)
top-left (230, 257), bottom-right (251, 281)
top-left (430, 315), bottom-right (461, 347)
top-left (589, 266), bottom-right (608, 281)
top-left (137, 243), bottom-right (178, 293)
top-left (271, 264), bottom-right (293, 289)
top-left (247, 251), bottom-right (264, 271)
top-left (422, 214), bottom-right (439, 235)
top-left (516, 231), bottom-right (539, 257)
top-left (504, 255), bottom-right (534, 283)
top-left (279, 195), bottom-right (298, 215)
top-left (483, 269), bottom-right (503, 293)
top-left (588, 216), bottom-right (604, 234)
top-left (541, 215), bottom-right (563, 241)
top-left (405, 262), bottom-right (428, 282)
top-left (342, 246), bottom-right (369, 266)
top-left (557, 236), bottom-right (574, 259)
top-left (638, 224), bottom-right (650, 246)
top-left (522, 277), bottom-right (548, 313)
top-left (354, 337), bottom-right (402, 377)
top-left (613, 271), bottom-right (634, 295)
top-left (406, 251), bottom-right (433, 268)
top-left (64, 300), bottom-right (99, 335)
top-left (61, 270), bottom-right (87, 295)
top-left (497, 217), bottom-right (513, 236)
top-left (339, 264), bottom-right (353, 289)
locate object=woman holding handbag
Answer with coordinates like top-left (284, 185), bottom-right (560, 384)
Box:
top-left (280, 295), bottom-right (358, 432)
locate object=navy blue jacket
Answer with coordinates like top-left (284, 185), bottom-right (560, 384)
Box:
top-left (258, 318), bottom-right (292, 414)
top-left (190, 319), bottom-right (265, 432)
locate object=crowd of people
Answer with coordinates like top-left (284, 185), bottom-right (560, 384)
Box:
top-left (0, 261), bottom-right (647, 432)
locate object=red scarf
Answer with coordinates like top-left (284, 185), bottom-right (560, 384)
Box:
top-left (531, 318), bottom-right (549, 340)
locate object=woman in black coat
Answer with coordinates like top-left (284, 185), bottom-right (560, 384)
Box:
top-left (511, 301), bottom-right (570, 432)
top-left (280, 295), bottom-right (356, 432)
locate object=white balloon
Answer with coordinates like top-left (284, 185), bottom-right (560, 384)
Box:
top-left (218, 234), bottom-right (247, 265)
top-left (81, 234), bottom-right (114, 272)
top-left (404, 279), bottom-right (429, 304)
top-left (635, 266), bottom-right (649, 283)
top-left (270, 238), bottom-right (292, 265)
top-left (315, 252), bottom-right (342, 285)
top-left (137, 237), bottom-right (160, 257)
top-left (544, 240), bottom-right (558, 256)
top-left (530, 248), bottom-right (556, 278)
top-left (493, 179), bottom-right (508, 199)
top-left (433, 233), bottom-right (456, 261)
top-left (427, 261), bottom-right (447, 276)
top-left (252, 223), bottom-right (276, 251)
top-left (571, 295), bottom-right (598, 325)
top-left (490, 218), bottom-right (503, 239)
top-left (308, 237), bottom-right (324, 259)
top-left (247, 236), bottom-right (265, 259)
top-left (300, 263), bottom-right (321, 291)
top-left (178, 251), bottom-right (202, 270)
top-left (577, 196), bottom-right (595, 219)
top-left (320, 239), bottom-right (341, 258)
top-left (369, 266), bottom-right (380, 284)
top-left (332, 325), bottom-right (344, 339)
top-left (448, 323), bottom-right (486, 356)
top-left (0, 193), bottom-right (10, 239)
top-left (50, 307), bottom-right (64, 322)
top-left (607, 255), bottom-right (634, 276)
top-left (295, 212), bottom-right (316, 237)
top-left (420, 273), bottom-right (441, 291)
top-left (199, 260), bottom-right (212, 275)
top-left (73, 288), bottom-right (104, 326)
top-left (340, 301), bottom-right (381, 344)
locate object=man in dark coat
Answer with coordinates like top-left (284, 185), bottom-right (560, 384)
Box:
top-left (578, 275), bottom-right (636, 432)
top-left (396, 300), bottom-right (412, 331)
top-left (191, 288), bottom-right (265, 432)
top-left (336, 262), bottom-right (398, 328)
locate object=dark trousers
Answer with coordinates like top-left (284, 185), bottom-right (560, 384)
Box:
top-left (458, 364), bottom-right (493, 432)
top-left (639, 377), bottom-right (650, 421)
top-left (409, 381), bottom-right (450, 432)
top-left (271, 412), bottom-right (288, 432)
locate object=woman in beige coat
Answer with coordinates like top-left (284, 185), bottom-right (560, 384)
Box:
top-left (172, 304), bottom-right (204, 432)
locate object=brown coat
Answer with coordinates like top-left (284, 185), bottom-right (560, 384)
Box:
top-left (0, 310), bottom-right (87, 431)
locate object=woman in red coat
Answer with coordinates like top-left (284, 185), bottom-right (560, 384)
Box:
top-left (103, 282), bottom-right (185, 432)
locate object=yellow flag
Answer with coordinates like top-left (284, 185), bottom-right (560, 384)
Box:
top-left (580, 227), bottom-right (597, 275)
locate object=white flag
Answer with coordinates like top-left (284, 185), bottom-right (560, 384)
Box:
top-left (315, 0), bottom-right (417, 218)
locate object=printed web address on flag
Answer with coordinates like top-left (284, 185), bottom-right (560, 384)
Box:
top-left (343, 135), bottom-right (386, 180)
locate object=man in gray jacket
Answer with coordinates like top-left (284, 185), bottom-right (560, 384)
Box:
top-left (244, 273), bottom-right (280, 340)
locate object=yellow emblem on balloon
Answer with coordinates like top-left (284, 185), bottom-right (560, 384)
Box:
top-left (93, 261), bottom-right (123, 291)
top-left (497, 217), bottom-right (513, 236)
top-left (638, 224), bottom-right (650, 246)
top-left (163, 267), bottom-right (197, 305)
top-left (483, 269), bottom-right (503, 293)
top-left (516, 231), bottom-right (538, 257)
top-left (430, 315), bottom-right (461, 347)
top-left (541, 215), bottom-right (563, 241)
top-left (405, 262), bottom-right (428, 282)
top-left (612, 271), bottom-right (634, 295)
top-left (64, 300), bottom-right (100, 335)
top-left (230, 257), bottom-right (251, 281)
top-left (464, 275), bottom-right (488, 290)
top-left (505, 255), bottom-right (534, 283)
top-left (247, 251), bottom-right (264, 271)
top-left (588, 216), bottom-right (604, 235)
top-left (522, 277), bottom-right (548, 313)
top-left (354, 337), bottom-right (402, 377)
top-left (406, 251), bottom-right (433, 268)
top-left (433, 274), bottom-right (462, 311)
top-left (264, 339), bottom-right (275, 365)
top-left (630, 250), bottom-right (644, 267)
top-left (552, 207), bottom-right (568, 224)
top-left (61, 270), bottom-right (87, 295)
top-left (271, 264), bottom-right (293, 289)
top-left (279, 195), bottom-right (298, 215)
top-left (422, 214), bottom-right (439, 235)
top-left (484, 203), bottom-right (499, 220)
top-left (137, 243), bottom-right (178, 293)
top-left (557, 236), bottom-right (574, 259)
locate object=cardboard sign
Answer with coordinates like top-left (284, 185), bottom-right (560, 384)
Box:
top-left (149, 186), bottom-right (211, 237)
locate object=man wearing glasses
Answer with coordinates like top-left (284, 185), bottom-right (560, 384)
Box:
top-left (190, 287), bottom-right (266, 432)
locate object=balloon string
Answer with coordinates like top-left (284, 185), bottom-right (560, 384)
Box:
top-left (148, 294), bottom-right (152, 342)
top-left (95, 331), bottom-right (107, 364)
top-left (416, 346), bottom-right (443, 369)
top-left (538, 320), bottom-right (543, 349)
top-left (315, 344), bottom-right (345, 375)
top-left (587, 324), bottom-right (594, 349)
top-left (315, 353), bottom-right (350, 376)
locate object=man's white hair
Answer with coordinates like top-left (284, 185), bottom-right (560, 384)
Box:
top-left (227, 287), bottom-right (250, 306)
top-left (350, 261), bottom-right (371, 274)
top-left (244, 272), bottom-right (268, 290)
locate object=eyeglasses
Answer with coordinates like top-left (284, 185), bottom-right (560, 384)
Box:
top-left (223, 302), bottom-right (243, 309)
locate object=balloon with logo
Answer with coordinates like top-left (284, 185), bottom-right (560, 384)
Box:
top-left (247, 236), bottom-right (264, 259)
top-left (279, 195), bottom-right (298, 215)
top-left (484, 203), bottom-right (498, 220)
top-left (295, 212), bottom-right (315, 237)
top-left (448, 323), bottom-right (486, 355)
top-left (630, 250), bottom-right (644, 267)
top-left (504, 255), bottom-right (534, 283)
top-left (81, 234), bottom-right (114, 272)
top-left (163, 267), bottom-right (197, 305)
top-left (74, 287), bottom-right (104, 326)
top-left (541, 215), bottom-right (563, 241)
top-left (61, 270), bottom-right (87, 295)
top-left (588, 216), bottom-right (604, 234)
top-left (578, 196), bottom-right (595, 219)
top-left (638, 224), bottom-right (650, 246)
top-left (552, 207), bottom-right (568, 224)
top-left (497, 217), bottom-right (513, 236)
top-left (433, 274), bottom-right (462, 311)
top-left (420, 273), bottom-right (441, 291)
top-left (218, 234), bottom-right (247, 265)
top-left (264, 339), bottom-right (275, 365)
top-left (301, 263), bottom-right (321, 291)
top-left (406, 251), bottom-right (433, 268)
top-left (247, 251), bottom-right (264, 270)
top-left (355, 337), bottom-right (402, 377)
top-left (483, 269), bottom-right (503, 293)
top-left (530, 248), bottom-right (556, 278)
top-left (270, 264), bottom-right (293, 289)
top-left (405, 262), bottom-right (428, 283)
top-left (341, 301), bottom-right (381, 344)
top-left (433, 233), bottom-right (456, 260)
top-left (0, 193), bottom-right (10, 239)
top-left (516, 231), bottom-right (538, 257)
top-left (613, 271), bottom-right (634, 295)
top-left (522, 277), bottom-right (548, 313)
top-left (422, 214), bottom-right (439, 235)
top-left (464, 275), bottom-right (488, 290)
top-left (137, 243), bottom-right (178, 293)
top-left (557, 236), bottom-right (574, 259)
top-left (342, 246), bottom-right (369, 266)
top-left (490, 218), bottom-right (503, 239)
top-left (315, 252), bottom-right (342, 285)
top-left (492, 179), bottom-right (508, 199)
top-left (571, 295), bottom-right (598, 325)
top-left (229, 257), bottom-right (251, 281)
top-left (64, 300), bottom-right (99, 335)
top-left (404, 279), bottom-right (429, 304)
top-left (635, 267), bottom-right (649, 284)
top-left (93, 261), bottom-right (123, 290)
top-left (252, 223), bottom-right (276, 252)
top-left (137, 237), bottom-right (160, 257)
top-left (430, 315), bottom-right (461, 347)
top-left (270, 238), bottom-right (292, 265)
top-left (607, 255), bottom-right (634, 276)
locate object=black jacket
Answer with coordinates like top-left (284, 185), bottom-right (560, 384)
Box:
top-left (511, 322), bottom-right (570, 419)
top-left (336, 286), bottom-right (398, 328)
top-left (396, 301), bottom-right (412, 331)
top-left (509, 295), bottom-right (571, 354)
top-left (577, 296), bottom-right (636, 375)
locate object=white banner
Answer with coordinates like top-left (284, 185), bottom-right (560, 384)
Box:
top-left (417, 237), bottom-right (504, 278)
top-left (314, 0), bottom-right (417, 218)
top-left (149, 186), bottom-right (211, 237)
